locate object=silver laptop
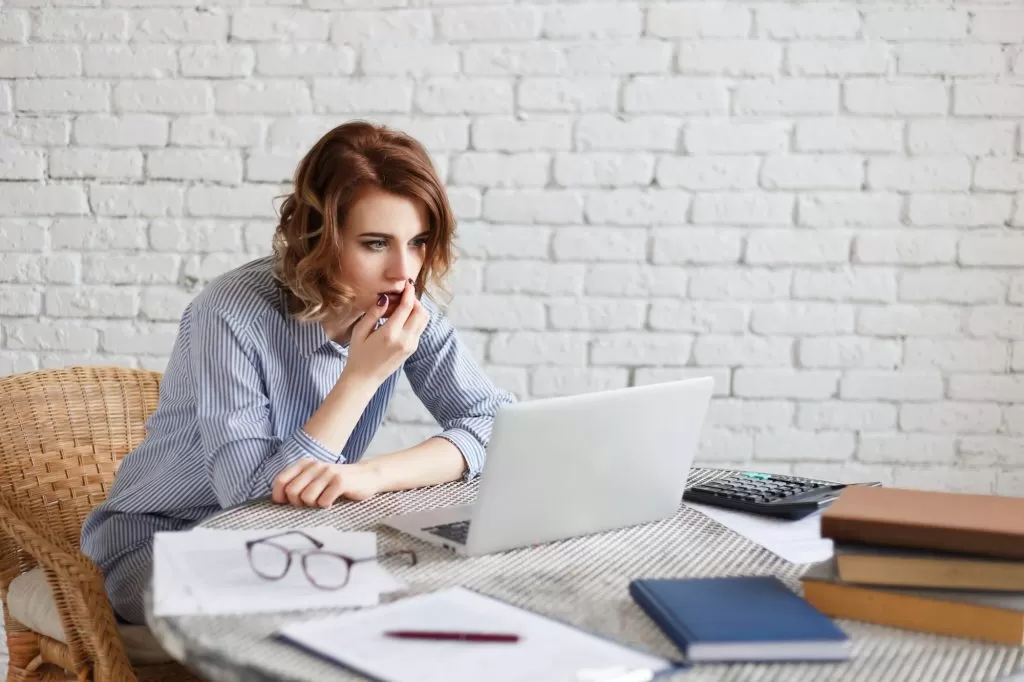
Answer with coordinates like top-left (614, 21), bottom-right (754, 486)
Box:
top-left (380, 376), bottom-right (714, 556)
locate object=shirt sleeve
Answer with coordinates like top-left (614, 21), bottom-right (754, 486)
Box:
top-left (402, 297), bottom-right (516, 479)
top-left (187, 303), bottom-right (344, 508)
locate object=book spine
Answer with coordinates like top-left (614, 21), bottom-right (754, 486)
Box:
top-left (628, 582), bottom-right (696, 654)
top-left (820, 517), bottom-right (1024, 561)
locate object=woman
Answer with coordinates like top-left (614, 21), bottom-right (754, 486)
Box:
top-left (81, 121), bottom-right (515, 624)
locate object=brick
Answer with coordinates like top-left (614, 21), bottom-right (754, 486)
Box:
top-left (900, 269), bottom-right (1007, 304)
top-left (898, 45), bottom-right (1003, 76)
top-left (438, 7), bottom-right (540, 41)
top-left (381, 117), bottom-right (469, 151)
top-left (447, 260), bottom-right (483, 296)
top-left (0, 287), bottom-right (41, 315)
top-left (219, 80), bottom-right (312, 114)
top-left (456, 223), bottom-right (549, 259)
top-left (0, 11), bottom-right (29, 42)
top-left (755, 431), bottom-right (855, 461)
top-left (543, 4), bottom-right (642, 38)
top-left (1013, 278), bottom-right (1024, 305)
top-left (859, 434), bottom-right (955, 464)
top-left (708, 399), bottom-right (794, 430)
top-left (74, 114), bottom-right (168, 147)
top-left (647, 3), bottom-right (751, 38)
top-left (678, 41), bottom-right (780, 76)
top-left (0, 184), bottom-right (87, 215)
top-left (243, 220), bottom-right (276, 254)
top-left (16, 79), bottom-right (108, 113)
top-left (90, 184), bottom-right (183, 217)
top-left (552, 227), bottom-right (647, 261)
top-left (905, 339), bottom-right (1008, 372)
top-left (547, 298), bottom-right (646, 331)
top-left (46, 287), bottom-right (139, 318)
top-left (364, 44), bottom-right (458, 76)
top-left (797, 402), bottom-right (897, 431)
top-left (746, 230), bottom-right (850, 265)
top-left (909, 195), bottom-right (1012, 228)
top-left (182, 45), bottom-right (255, 78)
top-left (483, 190), bottom-right (583, 224)
top-left (752, 302), bottom-right (854, 335)
top-left (735, 368), bottom-right (838, 399)
top-left (449, 153), bottom-right (546, 188)
top-left (854, 231), bottom-right (958, 265)
top-left (635, 367), bottom-right (731, 397)
top-left (997, 471), bottom-right (1024, 497)
top-left (6, 321), bottom-right (99, 352)
top-left (489, 332), bottom-right (588, 365)
top-left (50, 149), bottom-right (142, 180)
top-left (584, 264), bottom-right (686, 297)
top-left (172, 116), bottom-right (263, 148)
top-left (974, 160), bottom-right (1024, 191)
top-left (694, 335), bottom-right (792, 367)
top-left (0, 46), bottom-right (81, 77)
top-left (762, 155), bottom-right (863, 190)
top-left (960, 437), bottom-right (1024, 469)
top-left (52, 218), bottom-right (147, 250)
top-left (788, 43), bottom-right (890, 76)
top-left (554, 153), bottom-right (654, 188)
top-left (417, 78), bottom-right (510, 114)
top-left (799, 336), bottom-right (901, 369)
top-left (796, 118), bottom-right (902, 153)
top-left (689, 267), bottom-right (790, 301)
top-left (585, 189), bottom-right (690, 225)
top-left (908, 121), bottom-right (1015, 156)
top-left (183, 253), bottom-right (251, 282)
top-left (695, 429), bottom-right (754, 462)
top-left (530, 367), bottom-right (629, 398)
top-left (863, 10), bottom-right (967, 40)
top-left (901, 403), bottom-right (1002, 433)
top-left (955, 84), bottom-right (1024, 116)
top-left (656, 156), bottom-right (758, 190)
top-left (959, 233), bottom-right (1024, 266)
top-left (0, 149), bottom-right (44, 180)
top-left (624, 77), bottom-right (728, 114)
top-left (756, 5), bottom-right (860, 38)
top-left (518, 79), bottom-right (618, 113)
top-left (232, 9), bottom-right (328, 41)
top-left (949, 374), bottom-right (1024, 402)
top-left (576, 114), bottom-right (679, 151)
top-left (0, 219), bottom-right (47, 251)
top-left (149, 219), bottom-right (244, 252)
top-left (471, 117), bottom-right (571, 151)
top-left (147, 149), bottom-right (242, 184)
top-left (141, 286), bottom-right (192, 321)
top-left (0, 254), bottom-right (77, 284)
top-left (841, 371), bottom-right (944, 400)
top-left (116, 80), bottom-right (211, 113)
top-left (967, 307), bottom-right (1024, 339)
top-left (35, 9), bottom-right (127, 41)
top-left (685, 121), bottom-right (789, 154)
top-left (445, 295), bottom-right (545, 331)
top-left (868, 158), bottom-right (970, 191)
top-left (971, 9), bottom-right (1024, 42)
top-left (485, 261), bottom-right (583, 295)
top-left (793, 268), bottom-right (897, 303)
top-left (892, 467), bottom-right (995, 495)
top-left (693, 193), bottom-right (793, 225)
top-left (330, 9), bottom-right (431, 43)
top-left (798, 193), bottom-right (903, 228)
top-left (84, 254), bottom-right (179, 284)
top-left (590, 333), bottom-right (692, 366)
top-left (648, 300), bottom-right (747, 333)
top-left (0, 116), bottom-right (69, 146)
top-left (734, 79), bottom-right (838, 114)
top-left (84, 45), bottom-right (176, 77)
top-left (651, 227), bottom-right (743, 265)
top-left (1007, 406), bottom-right (1024, 435)
top-left (845, 79), bottom-right (947, 115)
top-left (186, 185), bottom-right (280, 218)
top-left (129, 10), bottom-right (227, 42)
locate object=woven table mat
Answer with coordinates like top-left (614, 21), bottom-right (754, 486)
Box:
top-left (147, 468), bottom-right (1024, 682)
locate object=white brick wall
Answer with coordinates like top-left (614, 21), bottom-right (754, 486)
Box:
top-left (1, 1), bottom-right (1022, 496)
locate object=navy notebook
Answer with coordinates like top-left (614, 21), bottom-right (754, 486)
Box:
top-left (629, 576), bottom-right (851, 663)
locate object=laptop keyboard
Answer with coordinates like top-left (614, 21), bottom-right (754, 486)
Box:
top-left (422, 520), bottom-right (471, 545)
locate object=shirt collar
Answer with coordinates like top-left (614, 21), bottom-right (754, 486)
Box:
top-left (279, 288), bottom-right (337, 358)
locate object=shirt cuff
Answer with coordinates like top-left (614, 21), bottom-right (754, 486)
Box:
top-left (263, 428), bottom-right (345, 487)
top-left (434, 428), bottom-right (485, 480)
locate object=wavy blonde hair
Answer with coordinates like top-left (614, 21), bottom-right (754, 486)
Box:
top-left (272, 120), bottom-right (456, 322)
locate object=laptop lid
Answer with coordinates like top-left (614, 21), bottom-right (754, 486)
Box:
top-left (464, 376), bottom-right (714, 556)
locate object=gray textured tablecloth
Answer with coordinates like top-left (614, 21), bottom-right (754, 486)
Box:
top-left (146, 468), bottom-right (1024, 682)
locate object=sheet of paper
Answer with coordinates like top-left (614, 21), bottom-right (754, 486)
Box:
top-left (153, 527), bottom-right (404, 617)
top-left (278, 587), bottom-right (674, 682)
top-left (686, 503), bottom-right (834, 565)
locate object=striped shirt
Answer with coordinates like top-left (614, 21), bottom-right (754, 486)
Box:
top-left (81, 256), bottom-right (515, 572)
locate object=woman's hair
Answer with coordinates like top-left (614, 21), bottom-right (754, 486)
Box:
top-left (272, 120), bottom-right (456, 322)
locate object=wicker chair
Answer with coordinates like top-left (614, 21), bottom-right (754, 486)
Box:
top-left (0, 366), bottom-right (203, 682)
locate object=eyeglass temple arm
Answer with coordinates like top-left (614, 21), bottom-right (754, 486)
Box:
top-left (245, 530), bottom-right (325, 550)
top-left (350, 550), bottom-right (417, 566)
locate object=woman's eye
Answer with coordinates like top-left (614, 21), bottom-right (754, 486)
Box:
top-left (410, 238), bottom-right (428, 248)
top-left (363, 240), bottom-right (387, 251)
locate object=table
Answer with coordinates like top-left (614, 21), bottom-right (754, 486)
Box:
top-left (146, 468), bottom-right (1024, 682)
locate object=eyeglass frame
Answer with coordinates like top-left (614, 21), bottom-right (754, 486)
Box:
top-left (244, 530), bottom-right (417, 591)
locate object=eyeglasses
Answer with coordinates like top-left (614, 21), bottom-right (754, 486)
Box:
top-left (245, 530), bottom-right (417, 590)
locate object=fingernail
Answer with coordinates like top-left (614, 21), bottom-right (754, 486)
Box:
top-left (408, 278), bottom-right (414, 285)
top-left (377, 294), bottom-right (387, 306)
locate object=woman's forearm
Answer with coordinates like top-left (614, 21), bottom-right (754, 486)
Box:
top-left (361, 437), bottom-right (467, 493)
top-left (302, 372), bottom-right (379, 455)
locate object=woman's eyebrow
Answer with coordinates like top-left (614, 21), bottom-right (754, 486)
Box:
top-left (358, 231), bottom-right (430, 239)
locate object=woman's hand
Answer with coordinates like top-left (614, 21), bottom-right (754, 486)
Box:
top-left (272, 459), bottom-right (383, 508)
top-left (344, 280), bottom-right (429, 385)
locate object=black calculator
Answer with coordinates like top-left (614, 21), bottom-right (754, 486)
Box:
top-left (683, 471), bottom-right (853, 520)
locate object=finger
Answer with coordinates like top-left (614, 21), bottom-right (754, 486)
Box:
top-left (316, 476), bottom-right (347, 509)
top-left (299, 469), bottom-right (333, 507)
top-left (385, 280), bottom-right (417, 329)
top-left (352, 294), bottom-right (389, 343)
top-left (284, 462), bottom-right (325, 507)
top-left (272, 459), bottom-right (313, 504)
top-left (403, 297), bottom-right (429, 335)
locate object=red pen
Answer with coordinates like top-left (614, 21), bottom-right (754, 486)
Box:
top-left (384, 630), bottom-right (519, 643)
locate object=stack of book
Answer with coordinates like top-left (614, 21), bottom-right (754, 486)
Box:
top-left (799, 485), bottom-right (1024, 645)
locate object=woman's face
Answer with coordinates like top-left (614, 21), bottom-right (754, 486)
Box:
top-left (338, 186), bottom-right (430, 319)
